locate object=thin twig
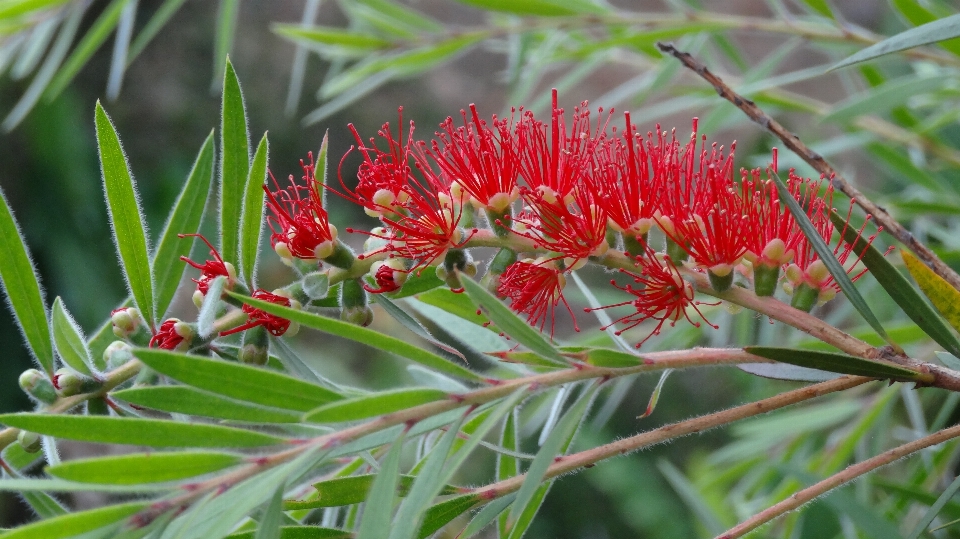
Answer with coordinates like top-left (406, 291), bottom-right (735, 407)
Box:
top-left (655, 41), bottom-right (960, 293)
top-left (716, 421), bottom-right (960, 538)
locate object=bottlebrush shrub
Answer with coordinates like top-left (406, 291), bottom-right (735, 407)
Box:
top-left (4, 62), bottom-right (960, 539)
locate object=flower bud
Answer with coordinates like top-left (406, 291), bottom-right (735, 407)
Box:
top-left (111, 307), bottom-right (142, 338)
top-left (104, 340), bottom-right (135, 370)
top-left (17, 430), bottom-right (41, 453)
top-left (806, 260), bottom-right (830, 286)
top-left (19, 369), bottom-right (57, 404)
top-left (341, 305), bottom-right (374, 326)
top-left (239, 325), bottom-right (269, 365)
top-left (53, 368), bottom-right (82, 397)
top-left (193, 289), bottom-right (205, 309)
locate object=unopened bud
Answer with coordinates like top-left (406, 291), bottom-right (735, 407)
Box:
top-left (806, 260), bottom-right (830, 286)
top-left (53, 368), bottom-right (82, 397)
top-left (760, 238), bottom-right (789, 265)
top-left (341, 305), bottom-right (374, 326)
top-left (17, 430), bottom-right (41, 453)
top-left (240, 326), bottom-right (269, 365)
top-left (313, 240), bottom-right (335, 260)
top-left (274, 242), bottom-right (294, 265)
top-left (192, 289), bottom-right (205, 309)
top-left (111, 307), bottom-right (142, 338)
top-left (104, 340), bottom-right (134, 370)
top-left (19, 369), bottom-right (57, 404)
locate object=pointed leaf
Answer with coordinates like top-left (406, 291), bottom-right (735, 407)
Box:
top-left (417, 494), bottom-right (481, 539)
top-left (640, 369), bottom-right (671, 418)
top-left (220, 58), bottom-right (250, 266)
top-left (901, 250), bottom-right (960, 336)
top-left (831, 13), bottom-right (960, 71)
top-left (769, 171), bottom-right (892, 347)
top-left (227, 291), bottom-right (484, 382)
top-left (2, 461), bottom-right (67, 518)
top-left (458, 273), bottom-right (565, 365)
top-left (0, 501), bottom-right (147, 539)
top-left (197, 275), bottom-right (226, 339)
top-left (305, 388), bottom-right (449, 423)
top-left (153, 131), bottom-right (215, 318)
top-left (737, 362), bottom-right (841, 382)
top-left (0, 413), bottom-right (283, 448)
top-left (580, 348), bottom-right (643, 368)
top-left (47, 451), bottom-right (242, 484)
top-left (744, 346), bottom-right (928, 381)
top-left (272, 25), bottom-right (393, 50)
top-left (226, 527), bottom-right (351, 539)
top-left (133, 348), bottom-right (343, 412)
top-left (51, 297), bottom-right (94, 376)
top-left (373, 293), bottom-right (465, 362)
top-left (497, 410), bottom-right (519, 537)
top-left (95, 102), bottom-right (155, 325)
top-left (465, 494), bottom-right (516, 539)
top-left (255, 484), bottom-right (285, 539)
top-left (451, 0), bottom-right (600, 16)
top-left (240, 132), bottom-right (268, 286)
top-left (111, 386), bottom-right (301, 423)
top-left (387, 267), bottom-right (443, 299)
top-left (292, 475), bottom-right (459, 509)
top-left (356, 431), bottom-right (405, 539)
top-left (831, 212), bottom-right (960, 358)
top-left (0, 185), bottom-right (53, 373)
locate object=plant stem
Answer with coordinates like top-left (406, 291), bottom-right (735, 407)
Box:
top-left (656, 42), bottom-right (960, 294)
top-left (716, 420), bottom-right (960, 538)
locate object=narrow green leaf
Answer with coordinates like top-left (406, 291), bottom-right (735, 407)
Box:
top-left (738, 363), bottom-right (840, 382)
top-left (417, 494), bottom-right (482, 539)
top-left (901, 250), bottom-right (960, 336)
top-left (152, 131), bottom-right (215, 319)
top-left (133, 348), bottom-right (343, 412)
top-left (43, 0), bottom-right (132, 101)
top-left (111, 386), bottom-right (301, 423)
top-left (0, 185), bottom-right (53, 373)
top-left (255, 484), bottom-right (285, 539)
top-left (801, 0), bottom-right (834, 18)
top-left (272, 25), bottom-right (393, 49)
top-left (831, 13), bottom-right (960, 71)
top-left (2, 461), bottom-right (67, 518)
top-left (95, 101), bottom-right (155, 325)
top-left (458, 273), bottom-right (565, 365)
top-left (451, 0), bottom-right (601, 16)
top-left (744, 346), bottom-right (927, 381)
top-left (823, 75), bottom-right (945, 124)
top-left (47, 451), bottom-right (242, 485)
top-left (50, 297), bottom-right (94, 376)
top-left (126, 0), bottom-right (190, 65)
top-left (464, 494), bottom-right (516, 539)
top-left (305, 388), bottom-right (449, 423)
top-left (657, 459), bottom-right (726, 535)
top-left (497, 410), bottom-right (519, 537)
top-left (213, 0), bottom-right (240, 88)
top-left (292, 475), bottom-right (459, 510)
top-left (0, 413), bottom-right (283, 448)
top-left (640, 370), bottom-right (671, 418)
top-left (415, 287), bottom-right (492, 329)
top-left (0, 478), bottom-right (170, 493)
top-left (505, 483), bottom-right (552, 539)
top-left (240, 132), bottom-right (268, 287)
top-left (505, 385), bottom-right (597, 535)
top-left (226, 527), bottom-right (351, 539)
top-left (0, 501), bottom-right (146, 539)
top-left (387, 267), bottom-right (444, 299)
top-left (769, 171), bottom-right (893, 347)
top-left (581, 348), bottom-right (643, 368)
top-left (831, 212), bottom-right (960, 358)
top-left (374, 293), bottom-right (465, 362)
top-left (220, 57), bottom-right (250, 267)
top-left (227, 291), bottom-right (484, 382)
top-left (197, 275), bottom-right (226, 339)
top-left (356, 431), bottom-right (405, 539)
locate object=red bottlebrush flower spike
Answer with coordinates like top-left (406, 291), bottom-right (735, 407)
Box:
top-left (179, 234), bottom-right (235, 295)
top-left (363, 259), bottom-right (407, 294)
top-left (150, 318), bottom-right (193, 350)
top-left (511, 186), bottom-right (609, 268)
top-left (588, 249), bottom-right (716, 348)
top-left (515, 89), bottom-right (609, 202)
top-left (429, 104), bottom-right (520, 214)
top-left (588, 112), bottom-right (667, 241)
top-left (339, 109), bottom-right (415, 217)
top-left (498, 259), bottom-right (577, 336)
top-left (264, 153), bottom-right (339, 262)
top-left (740, 161), bottom-right (801, 269)
top-left (657, 119), bottom-right (747, 278)
top-left (220, 289), bottom-right (296, 337)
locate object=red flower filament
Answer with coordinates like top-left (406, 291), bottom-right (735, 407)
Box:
top-left (179, 233), bottom-right (235, 295)
top-left (498, 260), bottom-right (577, 336)
top-left (220, 289), bottom-right (295, 337)
top-left (264, 153), bottom-right (338, 261)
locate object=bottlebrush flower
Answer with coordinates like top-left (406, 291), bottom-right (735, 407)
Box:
top-left (340, 110), bottom-right (414, 218)
top-left (220, 289), bottom-right (299, 338)
top-left (515, 89), bottom-right (608, 203)
top-left (363, 259), bottom-right (408, 294)
top-left (429, 104), bottom-right (520, 215)
top-left (149, 318), bottom-right (193, 351)
top-left (510, 186), bottom-right (609, 269)
top-left (179, 233), bottom-right (236, 295)
top-left (588, 249), bottom-right (716, 347)
top-left (264, 153), bottom-right (339, 262)
top-left (498, 258), bottom-right (576, 335)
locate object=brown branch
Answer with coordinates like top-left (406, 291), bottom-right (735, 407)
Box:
top-left (655, 41), bottom-right (960, 293)
top-left (716, 421), bottom-right (960, 538)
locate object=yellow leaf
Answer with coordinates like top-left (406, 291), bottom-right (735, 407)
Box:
top-left (901, 250), bottom-right (960, 334)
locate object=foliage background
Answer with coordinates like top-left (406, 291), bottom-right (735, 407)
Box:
top-left (2, 0), bottom-right (957, 536)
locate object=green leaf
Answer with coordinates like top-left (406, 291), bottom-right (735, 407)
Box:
top-left (240, 132), bottom-right (268, 287)
top-left (458, 273), bottom-right (565, 365)
top-left (831, 13), bottom-right (960, 71)
top-left (737, 363), bottom-right (840, 382)
top-left (417, 494), bottom-right (481, 539)
top-left (831, 212), bottom-right (960, 358)
top-left (744, 347), bottom-right (928, 381)
top-left (0, 501), bottom-right (146, 539)
top-left (387, 267), bottom-right (444, 299)
top-left (769, 171), bottom-right (893, 348)
top-left (356, 431), bottom-right (405, 539)
top-left (505, 385), bottom-right (596, 536)
top-left (0, 478), bottom-right (170, 493)
top-left (657, 459), bottom-right (727, 535)
top-left (0, 185), bottom-right (53, 373)
top-left (126, 0), bottom-right (191, 65)
top-left (497, 410), bottom-right (519, 537)
top-left (901, 250), bottom-right (960, 335)
top-left (220, 57), bottom-right (250, 267)
top-left (152, 131), bottom-right (215, 319)
top-left (451, 0), bottom-right (601, 16)
top-left (256, 484), bottom-right (285, 539)
top-left (47, 451), bottom-right (242, 484)
top-left (464, 494), bottom-right (516, 539)
top-left (213, 0), bottom-right (240, 86)
top-left (197, 275), bottom-right (226, 339)
top-left (415, 287), bottom-right (493, 329)
top-left (111, 386), bottom-right (301, 423)
top-left (226, 527), bottom-right (351, 539)
top-left (43, 0), bottom-right (133, 101)
top-left (1, 461), bottom-right (67, 518)
top-left (272, 25), bottom-right (393, 50)
top-left (801, 0), bottom-right (834, 18)
top-left (133, 348), bottom-right (343, 412)
top-left (50, 297), bottom-right (94, 376)
top-left (227, 291), bottom-right (484, 382)
top-left (822, 75), bottom-right (945, 124)
top-left (580, 348), bottom-right (643, 368)
top-left (288, 475), bottom-right (459, 510)
top-left (0, 413), bottom-right (283, 448)
top-left (373, 293), bottom-right (465, 363)
top-left (305, 388), bottom-right (449, 423)
top-left (95, 102), bottom-right (155, 326)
